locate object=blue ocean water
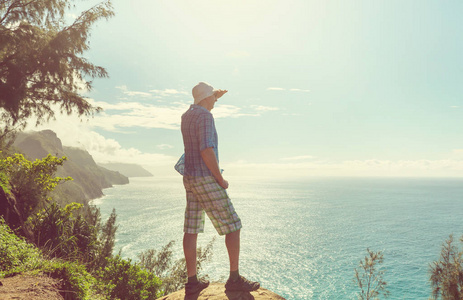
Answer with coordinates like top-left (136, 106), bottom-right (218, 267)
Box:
top-left (92, 176), bottom-right (463, 299)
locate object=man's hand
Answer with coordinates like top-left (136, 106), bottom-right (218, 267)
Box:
top-left (217, 178), bottom-right (229, 189)
top-left (200, 147), bottom-right (228, 189)
top-left (215, 89), bottom-right (228, 99)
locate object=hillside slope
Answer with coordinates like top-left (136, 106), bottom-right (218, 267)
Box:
top-left (99, 162), bottom-right (153, 177)
top-left (13, 130), bottom-right (129, 204)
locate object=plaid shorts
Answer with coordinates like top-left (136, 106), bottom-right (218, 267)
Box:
top-left (183, 176), bottom-right (242, 236)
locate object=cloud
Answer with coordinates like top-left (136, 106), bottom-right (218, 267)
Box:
top-left (213, 104), bottom-right (259, 119)
top-left (149, 89), bottom-right (188, 97)
top-left (226, 50), bottom-right (251, 58)
top-left (452, 149), bottom-right (463, 158)
top-left (88, 101), bottom-right (264, 131)
top-left (63, 99), bottom-right (269, 133)
top-left (223, 159), bottom-right (463, 179)
top-left (89, 102), bottom-right (189, 131)
top-left (281, 155), bottom-right (315, 161)
top-left (289, 88), bottom-right (310, 92)
top-left (26, 114), bottom-right (176, 170)
top-left (267, 87), bottom-right (310, 92)
top-left (115, 85), bottom-right (189, 99)
top-left (251, 105), bottom-right (279, 112)
top-left (157, 144), bottom-right (174, 150)
top-left (116, 85), bottom-right (152, 98)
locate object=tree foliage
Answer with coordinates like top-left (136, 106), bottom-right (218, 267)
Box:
top-left (354, 248), bottom-right (389, 300)
top-left (97, 255), bottom-right (163, 300)
top-left (1, 153), bottom-right (72, 216)
top-left (94, 207), bottom-right (118, 269)
top-left (430, 235), bottom-right (463, 300)
top-left (0, 0), bottom-right (114, 131)
top-left (26, 202), bottom-right (97, 260)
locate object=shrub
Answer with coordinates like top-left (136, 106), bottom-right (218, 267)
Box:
top-left (1, 153), bottom-right (72, 217)
top-left (97, 255), bottom-right (163, 300)
top-left (430, 235), bottom-right (463, 300)
top-left (41, 259), bottom-right (97, 300)
top-left (354, 248), bottom-right (389, 300)
top-left (26, 202), bottom-right (99, 261)
top-left (138, 238), bottom-right (215, 294)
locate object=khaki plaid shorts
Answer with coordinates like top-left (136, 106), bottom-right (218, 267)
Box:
top-left (183, 176), bottom-right (242, 236)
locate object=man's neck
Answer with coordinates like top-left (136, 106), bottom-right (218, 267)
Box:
top-left (198, 102), bottom-right (212, 112)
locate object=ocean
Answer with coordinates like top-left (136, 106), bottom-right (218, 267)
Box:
top-left (91, 176), bottom-right (463, 299)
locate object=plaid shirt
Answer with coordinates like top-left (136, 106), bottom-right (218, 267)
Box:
top-left (181, 105), bottom-right (219, 176)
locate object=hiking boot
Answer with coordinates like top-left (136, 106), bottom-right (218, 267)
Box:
top-left (185, 279), bottom-right (210, 295)
top-left (225, 275), bottom-right (260, 292)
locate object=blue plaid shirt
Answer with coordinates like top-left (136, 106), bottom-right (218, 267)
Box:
top-left (181, 105), bottom-right (219, 176)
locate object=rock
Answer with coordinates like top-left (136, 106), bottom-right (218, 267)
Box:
top-left (156, 283), bottom-right (286, 300)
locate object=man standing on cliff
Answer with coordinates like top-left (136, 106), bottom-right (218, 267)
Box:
top-left (180, 82), bottom-right (260, 295)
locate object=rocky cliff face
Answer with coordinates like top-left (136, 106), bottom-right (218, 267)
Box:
top-left (99, 162), bottom-right (153, 178)
top-left (13, 130), bottom-right (129, 204)
top-left (156, 283), bottom-right (286, 300)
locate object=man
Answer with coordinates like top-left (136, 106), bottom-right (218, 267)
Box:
top-left (181, 82), bottom-right (260, 295)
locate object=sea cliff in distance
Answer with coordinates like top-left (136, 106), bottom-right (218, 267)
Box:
top-left (13, 130), bottom-right (129, 205)
top-left (99, 163), bottom-right (153, 178)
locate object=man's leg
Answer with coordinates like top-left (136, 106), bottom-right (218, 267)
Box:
top-left (225, 229), bottom-right (240, 273)
top-left (183, 233), bottom-right (198, 277)
top-left (224, 228), bottom-right (260, 291)
top-left (183, 232), bottom-right (209, 294)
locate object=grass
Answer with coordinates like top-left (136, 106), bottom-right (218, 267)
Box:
top-left (0, 217), bottom-right (164, 300)
top-left (0, 218), bottom-right (101, 299)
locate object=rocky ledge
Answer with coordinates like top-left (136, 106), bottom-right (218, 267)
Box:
top-left (156, 282), bottom-right (286, 300)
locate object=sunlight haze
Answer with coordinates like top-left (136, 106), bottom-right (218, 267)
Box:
top-left (32, 0), bottom-right (463, 178)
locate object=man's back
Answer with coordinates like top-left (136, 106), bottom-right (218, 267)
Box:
top-left (181, 104), bottom-right (218, 177)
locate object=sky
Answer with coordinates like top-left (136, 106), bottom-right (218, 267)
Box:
top-left (30, 0), bottom-right (463, 178)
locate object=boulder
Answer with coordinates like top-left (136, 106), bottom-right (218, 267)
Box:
top-left (157, 283), bottom-right (286, 300)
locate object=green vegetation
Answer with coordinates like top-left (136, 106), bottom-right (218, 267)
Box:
top-left (0, 0), bottom-right (113, 131)
top-left (97, 255), bottom-right (163, 300)
top-left (2, 153), bottom-right (72, 216)
top-left (354, 239), bottom-right (463, 300)
top-left (0, 198), bottom-right (164, 299)
top-left (0, 151), bottom-right (166, 299)
top-left (354, 249), bottom-right (389, 300)
top-left (430, 235), bottom-right (463, 300)
top-left (138, 238), bottom-right (215, 294)
top-left (0, 1), bottom-right (176, 298)
top-left (0, 218), bottom-right (42, 276)
top-left (0, 149), bottom-right (214, 298)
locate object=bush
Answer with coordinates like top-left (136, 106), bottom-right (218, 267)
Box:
top-left (354, 248), bottom-right (389, 300)
top-left (138, 238), bottom-right (215, 294)
top-left (41, 259), bottom-right (98, 300)
top-left (0, 217), bottom-right (42, 276)
top-left (26, 202), bottom-right (99, 262)
top-left (97, 255), bottom-right (163, 300)
top-left (1, 153), bottom-right (72, 217)
top-left (430, 235), bottom-right (463, 300)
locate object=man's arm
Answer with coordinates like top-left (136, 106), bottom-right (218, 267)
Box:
top-left (200, 147), bottom-right (228, 189)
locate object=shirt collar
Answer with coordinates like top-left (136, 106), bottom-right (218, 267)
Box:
top-left (190, 104), bottom-right (210, 113)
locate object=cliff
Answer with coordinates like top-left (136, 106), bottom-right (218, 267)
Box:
top-left (156, 283), bottom-right (286, 300)
top-left (99, 162), bottom-right (153, 177)
top-left (13, 130), bottom-right (129, 204)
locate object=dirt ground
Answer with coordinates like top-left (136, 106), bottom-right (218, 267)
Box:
top-left (0, 274), bottom-right (64, 300)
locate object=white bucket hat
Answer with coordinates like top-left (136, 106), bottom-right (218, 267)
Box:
top-left (192, 82), bottom-right (217, 105)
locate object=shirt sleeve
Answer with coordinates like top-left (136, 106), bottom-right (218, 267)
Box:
top-left (198, 113), bottom-right (215, 151)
